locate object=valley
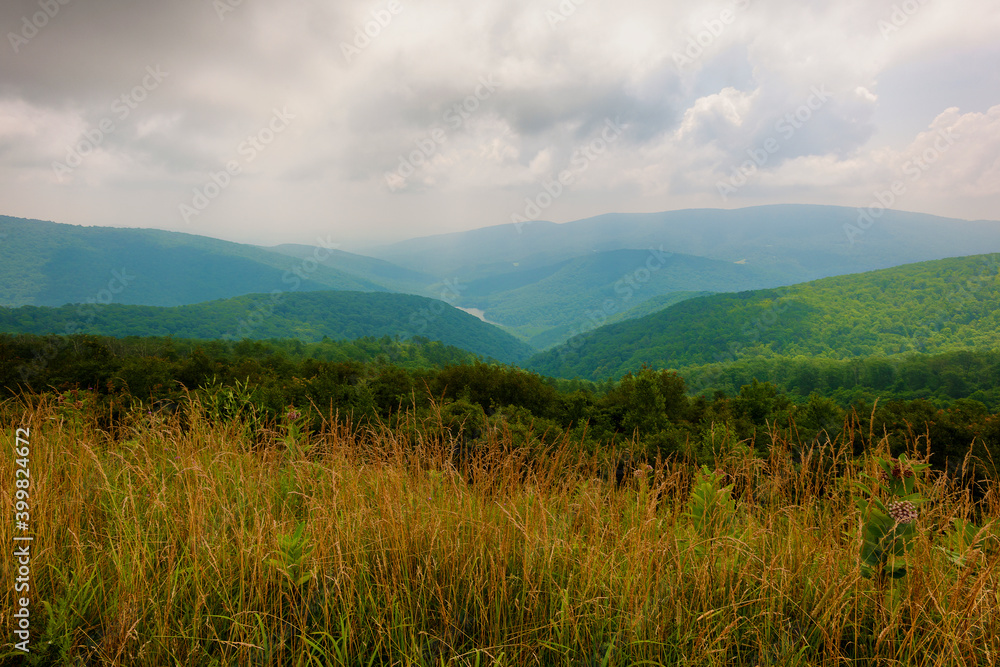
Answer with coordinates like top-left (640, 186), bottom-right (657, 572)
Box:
top-left (6, 6), bottom-right (998, 662)
top-left (6, 204), bottom-right (1000, 353)
top-left (3, 208), bottom-right (999, 666)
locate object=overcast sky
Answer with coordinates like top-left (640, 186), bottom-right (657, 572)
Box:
top-left (1, 0), bottom-right (998, 249)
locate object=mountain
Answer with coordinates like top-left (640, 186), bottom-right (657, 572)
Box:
top-left (363, 204), bottom-right (1000, 349)
top-left (366, 204), bottom-right (1000, 284)
top-left (0, 216), bottom-right (390, 308)
top-left (603, 291), bottom-right (713, 325)
top-left (266, 244), bottom-right (438, 296)
top-left (0, 291), bottom-right (535, 364)
top-left (461, 249), bottom-right (785, 348)
top-left (12, 206), bottom-right (1000, 355)
top-left (527, 253), bottom-right (1000, 380)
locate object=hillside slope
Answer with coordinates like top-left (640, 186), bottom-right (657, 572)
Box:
top-left (0, 216), bottom-right (388, 308)
top-left (0, 291), bottom-right (535, 364)
top-left (527, 254), bottom-right (1000, 380)
top-left (266, 244), bottom-right (438, 296)
top-left (463, 249), bottom-right (784, 348)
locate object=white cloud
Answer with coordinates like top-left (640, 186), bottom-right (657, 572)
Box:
top-left (0, 0), bottom-right (997, 245)
top-left (883, 105), bottom-right (1000, 199)
top-left (677, 87), bottom-right (757, 140)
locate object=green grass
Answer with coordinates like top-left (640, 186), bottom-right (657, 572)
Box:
top-left (0, 394), bottom-right (997, 665)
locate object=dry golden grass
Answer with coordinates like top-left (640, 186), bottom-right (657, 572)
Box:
top-left (0, 394), bottom-right (998, 666)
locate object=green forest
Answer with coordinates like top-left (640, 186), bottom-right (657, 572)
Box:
top-left (529, 253), bottom-right (1000, 380)
top-left (458, 250), bottom-right (781, 347)
top-left (3, 332), bottom-right (998, 478)
top-left (0, 215), bottom-right (385, 307)
top-left (0, 291), bottom-right (534, 364)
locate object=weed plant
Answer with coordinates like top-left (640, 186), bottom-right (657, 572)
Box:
top-left (0, 392), bottom-right (997, 665)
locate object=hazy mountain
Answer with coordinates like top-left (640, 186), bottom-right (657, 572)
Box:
top-left (461, 249), bottom-right (786, 348)
top-left (13, 207), bottom-right (1000, 357)
top-left (0, 216), bottom-right (388, 308)
top-left (527, 253), bottom-right (1000, 380)
top-left (267, 244), bottom-right (438, 296)
top-left (365, 204), bottom-right (1000, 348)
top-left (365, 204), bottom-right (1000, 283)
top-left (0, 291), bottom-right (534, 364)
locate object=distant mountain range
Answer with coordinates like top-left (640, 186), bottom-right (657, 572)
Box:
top-left (365, 205), bottom-right (1000, 280)
top-left (0, 291), bottom-right (534, 364)
top-left (527, 254), bottom-right (1000, 380)
top-left (4, 205), bottom-right (1000, 362)
top-left (364, 204), bottom-right (1000, 346)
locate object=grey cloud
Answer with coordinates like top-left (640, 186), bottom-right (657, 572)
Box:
top-left (0, 0), bottom-right (996, 245)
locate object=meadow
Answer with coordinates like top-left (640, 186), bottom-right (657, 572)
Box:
top-left (1, 393), bottom-right (997, 666)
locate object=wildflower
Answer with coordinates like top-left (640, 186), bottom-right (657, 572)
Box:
top-left (891, 463), bottom-right (914, 480)
top-left (286, 407), bottom-right (301, 421)
top-left (878, 459), bottom-right (915, 482)
top-left (887, 500), bottom-right (918, 524)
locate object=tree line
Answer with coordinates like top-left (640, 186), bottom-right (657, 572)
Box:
top-left (2, 333), bottom-right (997, 479)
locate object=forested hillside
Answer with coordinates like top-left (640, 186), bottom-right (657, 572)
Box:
top-left (0, 216), bottom-right (388, 307)
top-left (529, 254), bottom-right (1000, 380)
top-left (4, 333), bottom-right (999, 474)
top-left (10, 208), bottom-right (1000, 356)
top-left (461, 250), bottom-right (782, 348)
top-left (677, 349), bottom-right (1000, 410)
top-left (0, 291), bottom-right (534, 364)
top-left (267, 244), bottom-right (438, 296)
top-left (365, 205), bottom-right (1000, 347)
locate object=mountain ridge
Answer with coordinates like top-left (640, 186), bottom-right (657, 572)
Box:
top-left (527, 253), bottom-right (1000, 380)
top-left (0, 215), bottom-right (391, 308)
top-left (0, 290), bottom-right (534, 365)
top-left (365, 204), bottom-right (1000, 281)
top-left (9, 206), bottom-right (1000, 357)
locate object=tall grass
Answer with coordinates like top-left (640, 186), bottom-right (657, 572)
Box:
top-left (1, 393), bottom-right (997, 666)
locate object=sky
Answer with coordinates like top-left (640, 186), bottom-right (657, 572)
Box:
top-left (1, 0), bottom-right (998, 250)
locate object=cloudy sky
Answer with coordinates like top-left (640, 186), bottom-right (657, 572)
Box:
top-left (1, 0), bottom-right (998, 249)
